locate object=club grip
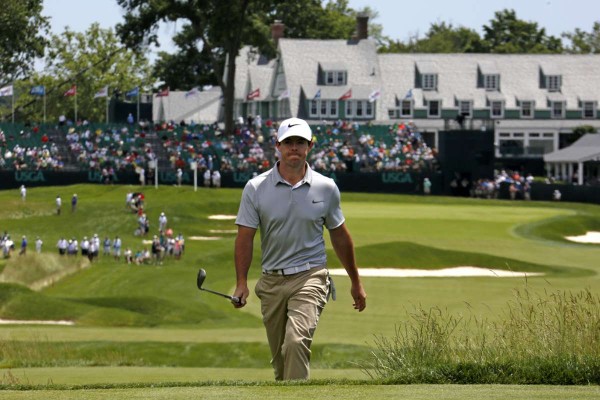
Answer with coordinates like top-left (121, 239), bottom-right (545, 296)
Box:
top-left (231, 296), bottom-right (241, 304)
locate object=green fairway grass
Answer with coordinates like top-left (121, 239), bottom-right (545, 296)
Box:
top-left (1, 184), bottom-right (599, 395)
top-left (0, 383), bottom-right (598, 400)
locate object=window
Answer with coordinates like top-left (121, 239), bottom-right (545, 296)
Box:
top-left (459, 101), bottom-right (472, 117)
top-left (310, 100), bottom-right (318, 116)
top-left (309, 100), bottom-right (338, 118)
top-left (546, 75), bottom-right (562, 92)
top-left (248, 102), bottom-right (258, 117)
top-left (278, 99), bottom-right (289, 118)
top-left (520, 101), bottom-right (534, 118)
top-left (490, 101), bottom-right (504, 118)
top-left (582, 101), bottom-right (596, 119)
top-left (356, 101), bottom-right (363, 117)
top-left (551, 101), bottom-right (564, 119)
top-left (320, 100), bottom-right (327, 115)
top-left (324, 71), bottom-right (347, 86)
top-left (422, 74), bottom-right (437, 90)
top-left (346, 100), bottom-right (373, 118)
top-left (428, 100), bottom-right (440, 117)
top-left (326, 72), bottom-right (334, 85)
top-left (400, 100), bottom-right (412, 117)
top-left (484, 74), bottom-right (499, 91)
top-left (330, 100), bottom-right (337, 116)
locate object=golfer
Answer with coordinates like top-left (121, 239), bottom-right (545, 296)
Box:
top-left (233, 117), bottom-right (367, 381)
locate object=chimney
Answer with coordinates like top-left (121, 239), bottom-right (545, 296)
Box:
top-left (271, 20), bottom-right (285, 46)
top-left (356, 13), bottom-right (369, 40)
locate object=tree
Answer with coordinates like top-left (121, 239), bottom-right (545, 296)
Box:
top-left (482, 9), bottom-right (562, 53)
top-left (116, 0), bottom-right (374, 134)
top-left (22, 23), bottom-right (151, 123)
top-left (379, 22), bottom-right (484, 53)
top-left (0, 0), bottom-right (49, 83)
top-left (563, 22), bottom-right (600, 54)
top-left (117, 0), bottom-right (278, 135)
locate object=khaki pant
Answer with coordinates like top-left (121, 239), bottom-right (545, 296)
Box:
top-left (255, 267), bottom-right (329, 380)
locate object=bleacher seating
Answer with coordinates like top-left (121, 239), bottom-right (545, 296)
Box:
top-left (1, 120), bottom-right (439, 175)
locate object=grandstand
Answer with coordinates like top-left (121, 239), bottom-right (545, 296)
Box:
top-left (0, 120), bottom-right (439, 177)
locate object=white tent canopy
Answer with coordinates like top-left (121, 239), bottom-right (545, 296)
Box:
top-left (544, 134), bottom-right (600, 184)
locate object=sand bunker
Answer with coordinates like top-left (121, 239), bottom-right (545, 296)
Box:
top-left (0, 319), bottom-right (74, 326)
top-left (189, 236), bottom-right (222, 241)
top-left (328, 266), bottom-right (543, 278)
top-left (209, 229), bottom-right (237, 234)
top-left (208, 215), bottom-right (237, 220)
top-left (565, 231), bottom-right (600, 244)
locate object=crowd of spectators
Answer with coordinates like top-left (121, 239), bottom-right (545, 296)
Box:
top-left (1, 118), bottom-right (440, 177)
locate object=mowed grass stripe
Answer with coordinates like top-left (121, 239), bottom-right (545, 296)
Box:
top-left (1, 384), bottom-right (599, 400)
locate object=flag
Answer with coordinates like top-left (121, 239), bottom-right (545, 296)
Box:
top-left (30, 85), bottom-right (45, 96)
top-left (313, 89), bottom-right (321, 100)
top-left (246, 88), bottom-right (260, 100)
top-left (339, 89), bottom-right (352, 101)
top-left (156, 87), bottom-right (169, 97)
top-left (0, 85), bottom-right (13, 97)
top-left (404, 89), bottom-right (413, 99)
top-left (278, 89), bottom-right (290, 101)
top-left (64, 85), bottom-right (77, 97)
top-left (125, 87), bottom-right (139, 97)
top-left (368, 88), bottom-right (381, 103)
top-left (185, 87), bottom-right (200, 98)
top-left (94, 86), bottom-right (109, 98)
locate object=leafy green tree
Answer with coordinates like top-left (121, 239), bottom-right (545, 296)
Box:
top-left (116, 0), bottom-right (375, 134)
top-left (379, 22), bottom-right (484, 53)
top-left (482, 9), bottom-right (562, 53)
top-left (116, 0), bottom-right (275, 135)
top-left (563, 22), bottom-right (600, 54)
top-left (0, 0), bottom-right (49, 83)
top-left (21, 23), bottom-right (151, 123)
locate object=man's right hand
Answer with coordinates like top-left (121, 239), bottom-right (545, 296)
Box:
top-left (232, 285), bottom-right (249, 308)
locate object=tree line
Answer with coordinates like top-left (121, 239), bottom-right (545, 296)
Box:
top-left (1, 0), bottom-right (599, 131)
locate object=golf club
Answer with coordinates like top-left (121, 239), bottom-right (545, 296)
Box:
top-left (196, 268), bottom-right (241, 304)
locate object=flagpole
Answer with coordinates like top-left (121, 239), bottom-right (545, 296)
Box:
top-left (137, 91), bottom-right (140, 123)
top-left (11, 88), bottom-right (14, 123)
top-left (43, 92), bottom-right (46, 124)
top-left (106, 97), bottom-right (109, 123)
top-left (74, 91), bottom-right (78, 122)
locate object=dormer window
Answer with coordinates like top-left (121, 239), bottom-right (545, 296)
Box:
top-left (484, 74), bottom-right (500, 91)
top-left (546, 75), bottom-right (562, 92)
top-left (323, 70), bottom-right (347, 86)
top-left (478, 62), bottom-right (500, 91)
top-left (422, 74), bottom-right (437, 90)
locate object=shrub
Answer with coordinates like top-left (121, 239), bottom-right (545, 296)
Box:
top-left (363, 288), bottom-right (600, 384)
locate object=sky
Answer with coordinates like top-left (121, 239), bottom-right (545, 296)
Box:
top-left (42, 0), bottom-right (600, 56)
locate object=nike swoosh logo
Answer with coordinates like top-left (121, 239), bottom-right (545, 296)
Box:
top-left (312, 200), bottom-right (324, 204)
top-left (288, 123), bottom-right (300, 128)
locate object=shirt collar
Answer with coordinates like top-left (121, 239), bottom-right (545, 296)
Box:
top-left (271, 161), bottom-right (313, 187)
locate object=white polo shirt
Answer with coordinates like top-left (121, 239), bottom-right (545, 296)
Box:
top-left (236, 162), bottom-right (345, 272)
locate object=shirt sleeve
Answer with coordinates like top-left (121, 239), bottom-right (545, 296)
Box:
top-left (325, 183), bottom-right (345, 230)
top-left (235, 181), bottom-right (260, 229)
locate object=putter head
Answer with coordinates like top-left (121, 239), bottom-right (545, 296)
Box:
top-left (197, 268), bottom-right (206, 290)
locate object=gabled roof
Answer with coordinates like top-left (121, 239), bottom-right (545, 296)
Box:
top-left (544, 134), bottom-right (600, 163)
top-left (379, 54), bottom-right (600, 120)
top-left (278, 38), bottom-right (381, 119)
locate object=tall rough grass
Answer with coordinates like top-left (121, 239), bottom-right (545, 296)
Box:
top-left (363, 288), bottom-right (600, 384)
